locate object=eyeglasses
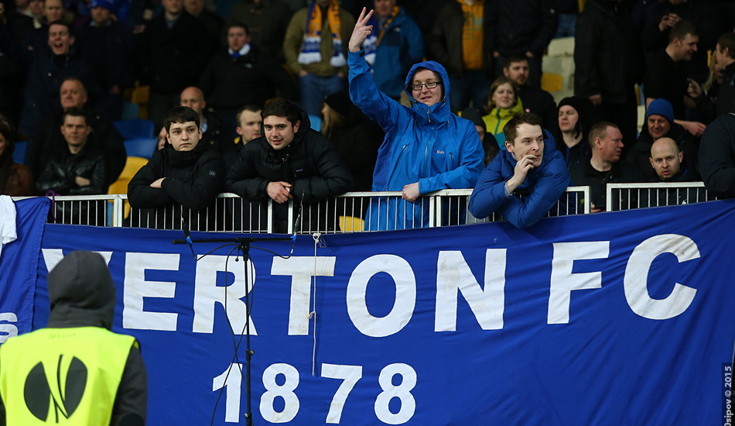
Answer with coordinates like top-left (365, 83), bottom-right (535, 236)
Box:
top-left (408, 81), bottom-right (441, 91)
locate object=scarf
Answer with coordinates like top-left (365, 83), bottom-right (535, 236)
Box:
top-left (363, 6), bottom-right (399, 66)
top-left (298, 0), bottom-right (346, 67)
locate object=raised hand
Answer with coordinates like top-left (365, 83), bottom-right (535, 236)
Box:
top-left (348, 7), bottom-right (374, 53)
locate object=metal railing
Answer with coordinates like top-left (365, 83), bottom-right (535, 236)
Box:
top-left (605, 182), bottom-right (717, 211)
top-left (20, 187), bottom-right (589, 233)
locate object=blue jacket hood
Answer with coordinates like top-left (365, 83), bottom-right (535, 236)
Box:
top-left (404, 60), bottom-right (451, 123)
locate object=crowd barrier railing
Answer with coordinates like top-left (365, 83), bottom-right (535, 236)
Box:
top-left (15, 183), bottom-right (718, 233)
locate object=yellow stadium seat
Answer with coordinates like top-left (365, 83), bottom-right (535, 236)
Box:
top-left (108, 156), bottom-right (149, 218)
top-left (541, 73), bottom-right (564, 93)
top-left (339, 216), bottom-right (365, 232)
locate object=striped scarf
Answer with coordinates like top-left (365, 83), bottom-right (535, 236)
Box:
top-left (298, 0), bottom-right (346, 67)
top-left (363, 6), bottom-right (400, 66)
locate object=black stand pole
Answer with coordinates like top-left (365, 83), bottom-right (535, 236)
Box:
top-left (173, 235), bottom-right (294, 426)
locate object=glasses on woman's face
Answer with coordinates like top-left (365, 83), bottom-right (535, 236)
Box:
top-left (408, 81), bottom-right (441, 91)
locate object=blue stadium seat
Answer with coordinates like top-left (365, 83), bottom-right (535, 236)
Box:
top-left (124, 137), bottom-right (157, 159)
top-left (13, 140), bottom-right (27, 164)
top-left (114, 119), bottom-right (155, 140)
top-left (308, 114), bottom-right (322, 132)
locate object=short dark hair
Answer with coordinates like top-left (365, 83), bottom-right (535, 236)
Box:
top-left (47, 20), bottom-right (72, 33)
top-left (226, 20), bottom-right (249, 35)
top-left (503, 55), bottom-right (529, 69)
top-left (262, 98), bottom-right (301, 126)
top-left (588, 121), bottom-right (618, 147)
top-left (0, 114), bottom-right (16, 151)
top-left (164, 106), bottom-right (200, 133)
top-left (61, 107), bottom-right (88, 125)
top-left (503, 112), bottom-right (542, 144)
top-left (717, 31), bottom-right (735, 59)
top-left (669, 20), bottom-right (698, 43)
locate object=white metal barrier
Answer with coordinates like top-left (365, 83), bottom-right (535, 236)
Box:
top-left (25, 184), bottom-right (709, 233)
top-left (605, 182), bottom-right (717, 211)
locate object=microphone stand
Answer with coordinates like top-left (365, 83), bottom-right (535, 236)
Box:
top-left (173, 234), bottom-right (294, 426)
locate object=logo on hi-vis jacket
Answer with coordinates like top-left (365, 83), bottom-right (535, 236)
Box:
top-left (24, 355), bottom-right (87, 422)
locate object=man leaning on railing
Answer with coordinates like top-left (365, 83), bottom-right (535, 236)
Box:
top-left (468, 113), bottom-right (570, 229)
top-left (127, 106), bottom-right (225, 231)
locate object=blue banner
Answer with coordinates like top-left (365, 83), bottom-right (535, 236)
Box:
top-left (0, 197), bottom-right (48, 342)
top-left (34, 201), bottom-right (735, 425)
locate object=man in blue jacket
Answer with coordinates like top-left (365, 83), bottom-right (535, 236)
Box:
top-left (468, 112), bottom-right (570, 229)
top-left (348, 8), bottom-right (485, 230)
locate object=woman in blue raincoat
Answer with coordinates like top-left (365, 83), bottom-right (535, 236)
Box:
top-left (347, 8), bottom-right (485, 230)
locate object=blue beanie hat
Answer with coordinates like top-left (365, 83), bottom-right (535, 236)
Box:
top-left (89, 0), bottom-right (115, 11)
top-left (645, 98), bottom-right (675, 123)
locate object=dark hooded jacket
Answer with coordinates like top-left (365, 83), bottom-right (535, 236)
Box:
top-left (699, 112), bottom-right (735, 198)
top-left (348, 51), bottom-right (485, 230)
top-left (127, 139), bottom-right (225, 230)
top-left (0, 251), bottom-right (147, 425)
top-left (468, 130), bottom-right (571, 229)
top-left (225, 112), bottom-right (353, 233)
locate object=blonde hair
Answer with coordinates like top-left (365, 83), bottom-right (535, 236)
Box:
top-left (320, 103), bottom-right (347, 139)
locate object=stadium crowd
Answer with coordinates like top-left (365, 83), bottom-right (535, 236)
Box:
top-left (1, 0), bottom-right (735, 228)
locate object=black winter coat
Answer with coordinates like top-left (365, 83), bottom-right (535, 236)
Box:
top-left (574, 0), bottom-right (644, 104)
top-left (36, 145), bottom-right (108, 195)
top-left (128, 142), bottom-right (225, 230)
top-left (226, 117), bottom-right (352, 232)
top-left (488, 0), bottom-right (557, 57)
top-left (699, 113), bottom-right (735, 198)
top-left (429, 1), bottom-right (493, 77)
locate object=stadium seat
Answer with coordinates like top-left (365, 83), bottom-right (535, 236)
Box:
top-left (308, 114), bottom-right (322, 132)
top-left (13, 140), bottom-right (27, 164)
top-left (124, 137), bottom-right (157, 159)
top-left (339, 216), bottom-right (364, 232)
top-left (108, 156), bottom-right (149, 220)
top-left (121, 102), bottom-right (141, 120)
top-left (114, 119), bottom-right (155, 140)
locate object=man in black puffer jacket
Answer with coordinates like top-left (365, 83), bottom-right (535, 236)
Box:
top-left (128, 106), bottom-right (225, 231)
top-left (226, 99), bottom-right (352, 233)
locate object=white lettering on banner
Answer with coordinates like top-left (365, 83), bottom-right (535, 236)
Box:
top-left (624, 234), bottom-right (699, 320)
top-left (271, 256), bottom-right (336, 335)
top-left (435, 249), bottom-right (507, 332)
top-left (123, 252), bottom-right (180, 331)
top-left (42, 248), bottom-right (113, 272)
top-left (193, 255), bottom-right (256, 335)
top-left (0, 312), bottom-right (18, 343)
top-left (347, 255), bottom-right (416, 337)
top-left (548, 242), bottom-right (610, 324)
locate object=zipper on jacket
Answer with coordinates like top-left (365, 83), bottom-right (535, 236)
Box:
top-left (385, 144), bottom-right (409, 189)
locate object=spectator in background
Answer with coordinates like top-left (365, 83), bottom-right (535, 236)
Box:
top-left (26, 77), bottom-right (125, 186)
top-left (20, 0), bottom-right (71, 64)
top-left (0, 7), bottom-right (25, 124)
top-left (363, 0), bottom-right (423, 101)
top-left (691, 31), bottom-right (735, 120)
top-left (128, 106), bottom-right (226, 231)
top-left (489, 0), bottom-right (557, 89)
top-left (0, 115), bottom-right (35, 196)
top-left (184, 0), bottom-right (223, 47)
top-left (228, 0), bottom-right (293, 63)
top-left (234, 104), bottom-right (263, 147)
top-left (649, 137), bottom-right (698, 182)
top-left (283, 0), bottom-right (355, 116)
top-left (429, 0), bottom-right (492, 111)
top-left (482, 76), bottom-right (523, 148)
top-left (574, 0), bottom-right (644, 149)
top-left (699, 107), bottom-right (735, 198)
top-left (179, 86), bottom-right (228, 156)
top-left (555, 96), bottom-right (592, 173)
top-left (502, 55), bottom-right (558, 134)
top-left (320, 89), bottom-right (382, 191)
top-left (643, 20), bottom-right (707, 137)
top-left (468, 112), bottom-right (570, 229)
top-left (199, 21), bottom-right (296, 139)
top-left (461, 106), bottom-right (499, 166)
top-left (19, 21), bottom-right (99, 142)
top-left (137, 0), bottom-right (214, 131)
top-left (74, 0), bottom-right (135, 121)
top-left (570, 121), bottom-right (640, 212)
top-left (226, 99), bottom-right (353, 232)
top-left (36, 108), bottom-right (108, 223)
top-left (630, 98), bottom-right (698, 181)
top-left (348, 8), bottom-right (484, 229)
